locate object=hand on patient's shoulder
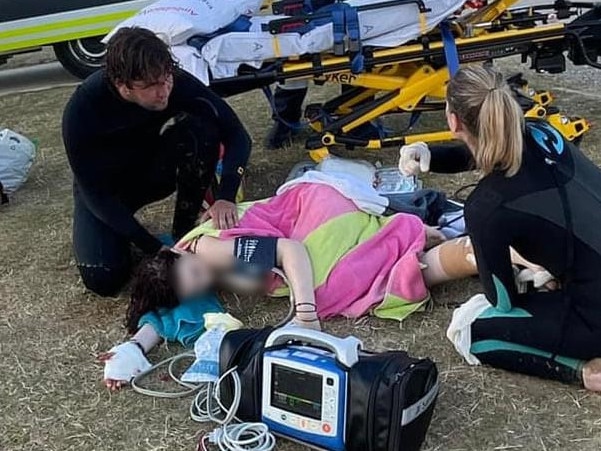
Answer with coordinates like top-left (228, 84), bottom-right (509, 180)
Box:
top-left (399, 142), bottom-right (431, 176)
top-left (98, 342), bottom-right (151, 392)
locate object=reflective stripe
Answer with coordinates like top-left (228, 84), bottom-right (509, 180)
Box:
top-left (418, 12), bottom-right (428, 35)
top-left (0, 0), bottom-right (151, 33)
top-left (470, 339), bottom-right (584, 371)
top-left (271, 36), bottom-right (281, 57)
top-left (0, 0), bottom-right (151, 53)
top-left (1, 27), bottom-right (113, 53)
top-left (0, 12), bottom-right (131, 39)
top-left (401, 379), bottom-right (439, 426)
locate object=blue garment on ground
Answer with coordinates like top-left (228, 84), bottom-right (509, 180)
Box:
top-left (156, 233), bottom-right (176, 247)
top-left (138, 293), bottom-right (224, 347)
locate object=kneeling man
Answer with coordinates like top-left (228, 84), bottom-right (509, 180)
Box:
top-left (62, 27), bottom-right (251, 296)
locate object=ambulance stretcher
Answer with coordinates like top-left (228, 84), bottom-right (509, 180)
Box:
top-left (201, 0), bottom-right (601, 160)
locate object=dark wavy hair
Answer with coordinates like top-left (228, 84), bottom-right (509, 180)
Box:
top-left (105, 27), bottom-right (178, 88)
top-left (126, 250), bottom-right (181, 334)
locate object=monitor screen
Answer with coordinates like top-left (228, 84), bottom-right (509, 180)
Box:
top-left (271, 364), bottom-right (323, 420)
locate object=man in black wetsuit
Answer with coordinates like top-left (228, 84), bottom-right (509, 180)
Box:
top-left (399, 65), bottom-right (601, 390)
top-left (62, 28), bottom-right (251, 296)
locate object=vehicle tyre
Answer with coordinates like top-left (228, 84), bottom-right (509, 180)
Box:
top-left (53, 36), bottom-right (106, 79)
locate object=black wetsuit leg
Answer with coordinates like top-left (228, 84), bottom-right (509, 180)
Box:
top-left (73, 184), bottom-right (132, 297)
top-left (72, 113), bottom-right (221, 296)
top-left (470, 290), bottom-right (600, 383)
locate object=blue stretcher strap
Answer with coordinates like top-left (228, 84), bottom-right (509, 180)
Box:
top-left (351, 54), bottom-right (365, 74)
top-left (331, 5), bottom-right (346, 55)
top-left (440, 21), bottom-right (460, 77)
top-left (345, 5), bottom-right (361, 53)
top-left (261, 85), bottom-right (305, 131)
top-left (408, 111), bottom-right (422, 129)
top-left (187, 16), bottom-right (251, 50)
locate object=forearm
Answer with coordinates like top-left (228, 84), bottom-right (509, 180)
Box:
top-left (190, 79), bottom-right (251, 202)
top-left (130, 324), bottom-right (162, 353)
top-left (277, 240), bottom-right (316, 308)
top-left (429, 143), bottom-right (474, 173)
top-left (76, 181), bottom-right (161, 253)
top-left (217, 126), bottom-right (251, 202)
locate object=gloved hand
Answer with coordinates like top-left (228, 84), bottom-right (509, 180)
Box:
top-left (398, 142), bottom-right (431, 176)
top-left (98, 342), bottom-right (152, 391)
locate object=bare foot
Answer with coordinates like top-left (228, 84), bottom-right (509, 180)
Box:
top-left (582, 358), bottom-right (601, 392)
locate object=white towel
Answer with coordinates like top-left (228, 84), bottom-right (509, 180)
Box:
top-left (277, 158), bottom-right (389, 215)
top-left (446, 293), bottom-right (491, 365)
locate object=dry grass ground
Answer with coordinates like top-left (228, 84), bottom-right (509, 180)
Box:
top-left (1, 57), bottom-right (601, 451)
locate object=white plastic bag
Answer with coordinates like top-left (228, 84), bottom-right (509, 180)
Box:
top-left (103, 0), bottom-right (264, 46)
top-left (0, 129), bottom-right (36, 194)
top-left (181, 313), bottom-right (243, 383)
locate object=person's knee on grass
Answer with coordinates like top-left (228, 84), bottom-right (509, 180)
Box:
top-left (78, 264), bottom-right (131, 297)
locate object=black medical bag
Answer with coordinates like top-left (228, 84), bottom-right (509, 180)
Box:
top-left (219, 327), bottom-right (439, 451)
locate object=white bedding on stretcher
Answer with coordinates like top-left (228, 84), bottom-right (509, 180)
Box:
top-left (110, 0), bottom-right (465, 85)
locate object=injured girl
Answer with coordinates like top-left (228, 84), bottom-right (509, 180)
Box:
top-left (100, 164), bottom-right (547, 391)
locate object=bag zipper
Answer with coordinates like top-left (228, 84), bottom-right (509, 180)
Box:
top-left (366, 356), bottom-right (400, 451)
top-left (388, 363), bottom-right (415, 451)
top-left (252, 349), bottom-right (263, 418)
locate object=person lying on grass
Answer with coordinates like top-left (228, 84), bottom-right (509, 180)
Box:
top-left (399, 65), bottom-right (601, 392)
top-left (100, 181), bottom-right (549, 391)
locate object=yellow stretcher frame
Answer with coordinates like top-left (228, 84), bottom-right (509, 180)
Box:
top-left (219, 0), bottom-right (595, 161)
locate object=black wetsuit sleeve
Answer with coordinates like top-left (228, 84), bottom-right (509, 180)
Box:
top-left (171, 72), bottom-right (251, 202)
top-left (467, 208), bottom-right (519, 311)
top-left (428, 143), bottom-right (474, 173)
top-left (76, 180), bottom-right (162, 254)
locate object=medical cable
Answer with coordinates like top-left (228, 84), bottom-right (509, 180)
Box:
top-left (195, 368), bottom-right (276, 451)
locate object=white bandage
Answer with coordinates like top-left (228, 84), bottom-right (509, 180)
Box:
top-left (516, 268), bottom-right (556, 293)
top-left (398, 142), bottom-right (431, 176)
top-left (103, 342), bottom-right (152, 382)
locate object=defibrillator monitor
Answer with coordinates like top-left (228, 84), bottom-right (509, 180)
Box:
top-left (262, 347), bottom-right (347, 451)
top-left (271, 364), bottom-right (323, 420)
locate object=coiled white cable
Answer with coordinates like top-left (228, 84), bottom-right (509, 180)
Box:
top-left (195, 368), bottom-right (275, 451)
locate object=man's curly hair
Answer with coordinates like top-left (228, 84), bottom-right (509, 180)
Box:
top-left (126, 250), bottom-right (181, 334)
top-left (106, 27), bottom-right (178, 88)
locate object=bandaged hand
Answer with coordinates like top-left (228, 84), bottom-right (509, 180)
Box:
top-left (398, 142), bottom-right (431, 176)
top-left (98, 342), bottom-right (151, 391)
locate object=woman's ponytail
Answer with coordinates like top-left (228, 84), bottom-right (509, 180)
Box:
top-left (477, 87), bottom-right (523, 176)
top-left (447, 65), bottom-right (524, 177)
